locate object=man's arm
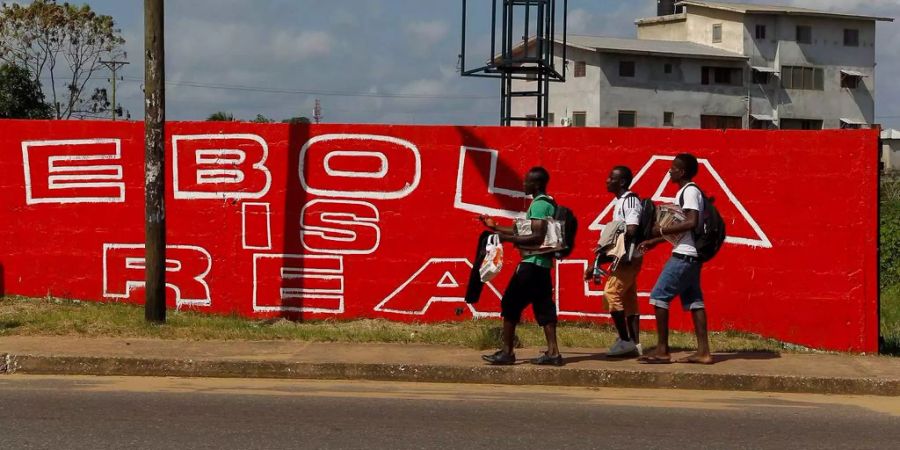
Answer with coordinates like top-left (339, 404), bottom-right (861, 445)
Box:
top-left (624, 224), bottom-right (638, 238)
top-left (638, 236), bottom-right (666, 253)
top-left (478, 215), bottom-right (515, 235)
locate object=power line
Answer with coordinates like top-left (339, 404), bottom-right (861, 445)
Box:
top-left (120, 76), bottom-right (498, 100)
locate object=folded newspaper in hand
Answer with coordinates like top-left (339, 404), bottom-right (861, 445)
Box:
top-left (656, 203), bottom-right (687, 245)
top-left (514, 218), bottom-right (564, 256)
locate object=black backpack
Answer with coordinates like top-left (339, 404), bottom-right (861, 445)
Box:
top-left (624, 193), bottom-right (657, 244)
top-left (678, 183), bottom-right (727, 263)
top-left (536, 196), bottom-right (578, 259)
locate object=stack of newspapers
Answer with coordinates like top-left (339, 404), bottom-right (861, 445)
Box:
top-left (656, 203), bottom-right (687, 245)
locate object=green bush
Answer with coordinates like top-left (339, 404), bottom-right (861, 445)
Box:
top-left (882, 285), bottom-right (900, 355)
top-left (883, 175), bottom-right (900, 203)
top-left (882, 177), bottom-right (900, 289)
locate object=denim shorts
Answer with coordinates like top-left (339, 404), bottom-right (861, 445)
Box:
top-left (649, 255), bottom-right (705, 311)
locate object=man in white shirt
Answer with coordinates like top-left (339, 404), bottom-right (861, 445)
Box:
top-left (637, 154), bottom-right (712, 365)
top-left (585, 166), bottom-right (643, 357)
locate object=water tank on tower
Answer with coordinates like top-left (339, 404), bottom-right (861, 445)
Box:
top-left (657, 0), bottom-right (678, 16)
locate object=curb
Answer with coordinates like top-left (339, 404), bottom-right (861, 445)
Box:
top-left (5, 354), bottom-right (899, 396)
top-left (0, 354), bottom-right (12, 374)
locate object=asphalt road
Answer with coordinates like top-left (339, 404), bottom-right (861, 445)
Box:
top-left (2, 376), bottom-right (898, 450)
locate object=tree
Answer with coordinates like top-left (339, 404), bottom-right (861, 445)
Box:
top-left (282, 116), bottom-right (311, 125)
top-left (206, 111), bottom-right (235, 121)
top-left (251, 114), bottom-right (275, 123)
top-left (0, 63), bottom-right (52, 118)
top-left (0, 0), bottom-right (126, 119)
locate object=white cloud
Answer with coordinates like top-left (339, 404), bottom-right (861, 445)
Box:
top-left (272, 31), bottom-right (334, 61)
top-left (568, 9), bottom-right (595, 34)
top-left (167, 17), bottom-right (334, 66)
top-left (398, 79), bottom-right (447, 97)
top-left (405, 20), bottom-right (450, 53)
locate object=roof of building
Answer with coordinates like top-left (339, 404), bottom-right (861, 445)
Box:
top-left (674, 1), bottom-right (893, 22)
top-left (565, 35), bottom-right (747, 61)
top-left (883, 129), bottom-right (900, 140)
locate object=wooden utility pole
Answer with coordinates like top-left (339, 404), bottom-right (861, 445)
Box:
top-left (144, 0), bottom-right (166, 323)
top-left (99, 58), bottom-right (130, 121)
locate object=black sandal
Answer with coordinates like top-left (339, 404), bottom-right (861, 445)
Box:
top-left (482, 350), bottom-right (516, 365)
top-left (529, 352), bottom-right (564, 366)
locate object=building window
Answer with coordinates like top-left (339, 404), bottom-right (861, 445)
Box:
top-left (664, 63), bottom-right (673, 74)
top-left (755, 25), bottom-right (766, 40)
top-left (701, 115), bottom-right (742, 130)
top-left (712, 24), bottom-right (722, 43)
top-left (844, 29), bottom-right (859, 47)
top-left (752, 70), bottom-right (771, 85)
top-left (619, 60), bottom-right (635, 77)
top-left (780, 119), bottom-right (822, 130)
top-left (781, 66), bottom-right (824, 90)
top-left (796, 25), bottom-right (812, 44)
top-left (840, 121), bottom-right (865, 130)
top-left (618, 111), bottom-right (636, 128)
top-left (841, 73), bottom-right (862, 89)
top-left (572, 111), bottom-right (587, 127)
top-left (574, 61), bottom-right (586, 78)
top-left (701, 66), bottom-right (743, 86)
top-left (663, 112), bottom-right (674, 127)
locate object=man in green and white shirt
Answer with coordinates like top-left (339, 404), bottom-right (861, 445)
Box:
top-left (478, 167), bottom-right (562, 366)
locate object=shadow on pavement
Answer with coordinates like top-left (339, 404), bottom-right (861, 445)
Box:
top-left (562, 349), bottom-right (782, 365)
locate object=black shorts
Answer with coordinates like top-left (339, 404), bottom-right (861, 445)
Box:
top-left (501, 262), bottom-right (557, 326)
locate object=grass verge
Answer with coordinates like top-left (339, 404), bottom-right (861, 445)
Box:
top-left (1, 295), bottom-right (798, 353)
top-left (882, 285), bottom-right (900, 355)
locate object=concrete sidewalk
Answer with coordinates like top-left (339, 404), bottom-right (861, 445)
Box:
top-left (2, 336), bottom-right (898, 396)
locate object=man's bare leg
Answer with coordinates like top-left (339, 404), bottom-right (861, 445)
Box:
top-left (677, 308), bottom-right (713, 364)
top-left (639, 306), bottom-right (671, 362)
top-left (502, 319), bottom-right (517, 355)
top-left (542, 322), bottom-right (560, 357)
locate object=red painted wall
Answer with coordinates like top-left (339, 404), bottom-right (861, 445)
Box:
top-left (0, 120), bottom-right (880, 352)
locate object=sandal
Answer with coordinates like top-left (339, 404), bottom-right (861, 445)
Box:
top-left (529, 352), bottom-right (564, 366)
top-left (637, 355), bottom-right (672, 364)
top-left (481, 350), bottom-right (516, 365)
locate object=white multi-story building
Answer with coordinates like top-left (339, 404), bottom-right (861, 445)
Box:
top-left (884, 129), bottom-right (900, 172)
top-left (512, 1), bottom-right (893, 129)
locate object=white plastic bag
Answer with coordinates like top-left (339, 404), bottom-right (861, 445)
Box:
top-left (479, 234), bottom-right (503, 282)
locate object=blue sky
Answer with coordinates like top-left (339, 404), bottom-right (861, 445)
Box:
top-left (13, 0), bottom-right (900, 128)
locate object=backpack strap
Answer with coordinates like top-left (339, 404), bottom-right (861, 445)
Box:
top-left (677, 182), bottom-right (702, 207)
top-left (677, 183), bottom-right (705, 235)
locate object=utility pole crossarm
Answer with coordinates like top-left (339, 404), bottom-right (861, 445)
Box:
top-left (100, 59), bottom-right (130, 121)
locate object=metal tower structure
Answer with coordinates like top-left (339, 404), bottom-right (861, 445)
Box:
top-left (460, 0), bottom-right (568, 126)
top-left (313, 98), bottom-right (323, 124)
